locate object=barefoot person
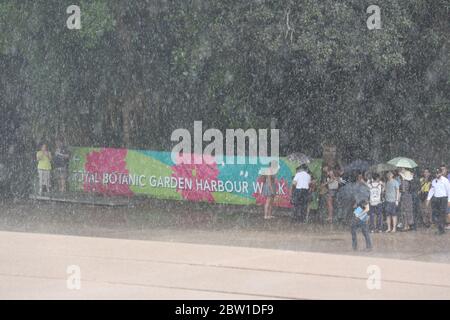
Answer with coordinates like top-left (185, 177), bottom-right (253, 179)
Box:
top-left (36, 143), bottom-right (52, 195)
top-left (261, 160), bottom-right (279, 220)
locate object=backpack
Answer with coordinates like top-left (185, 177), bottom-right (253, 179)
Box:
top-left (369, 182), bottom-right (382, 205)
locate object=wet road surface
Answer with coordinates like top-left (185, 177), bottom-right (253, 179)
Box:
top-left (0, 199), bottom-right (449, 263)
top-left (1, 231), bottom-right (450, 299)
top-left (1, 199), bottom-right (449, 299)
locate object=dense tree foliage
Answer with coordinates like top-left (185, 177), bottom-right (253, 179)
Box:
top-left (0, 0), bottom-right (449, 196)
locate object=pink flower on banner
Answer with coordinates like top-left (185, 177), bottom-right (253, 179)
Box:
top-left (252, 176), bottom-right (268, 206)
top-left (273, 177), bottom-right (293, 208)
top-left (171, 154), bottom-right (219, 203)
top-left (84, 148), bottom-right (133, 196)
top-left (252, 176), bottom-right (293, 208)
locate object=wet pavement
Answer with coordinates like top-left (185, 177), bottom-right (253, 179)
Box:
top-left (2, 231), bottom-right (450, 299)
top-left (0, 199), bottom-right (449, 264)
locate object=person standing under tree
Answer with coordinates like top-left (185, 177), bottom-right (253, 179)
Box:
top-left (440, 165), bottom-right (450, 230)
top-left (368, 173), bottom-right (384, 233)
top-left (385, 171), bottom-right (400, 233)
top-left (399, 169), bottom-right (415, 231)
top-left (36, 143), bottom-right (52, 195)
top-left (351, 200), bottom-right (372, 251)
top-left (291, 165), bottom-right (311, 223)
top-left (427, 168), bottom-right (450, 235)
top-left (261, 160), bottom-right (279, 220)
top-left (325, 169), bottom-right (340, 223)
top-left (54, 139), bottom-right (70, 193)
top-left (419, 168), bottom-right (432, 228)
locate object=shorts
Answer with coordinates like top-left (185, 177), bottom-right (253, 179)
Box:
top-left (327, 189), bottom-right (337, 198)
top-left (385, 201), bottom-right (397, 216)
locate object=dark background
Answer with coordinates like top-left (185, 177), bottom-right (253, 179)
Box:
top-left (1, 0), bottom-right (449, 197)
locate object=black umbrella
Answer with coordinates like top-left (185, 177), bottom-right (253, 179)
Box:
top-left (286, 152), bottom-right (311, 166)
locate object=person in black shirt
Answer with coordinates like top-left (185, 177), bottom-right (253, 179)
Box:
top-left (54, 139), bottom-right (70, 193)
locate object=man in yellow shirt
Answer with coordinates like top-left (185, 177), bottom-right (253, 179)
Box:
top-left (419, 168), bottom-right (432, 227)
top-left (36, 144), bottom-right (52, 195)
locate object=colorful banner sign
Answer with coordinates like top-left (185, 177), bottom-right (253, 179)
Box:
top-left (68, 147), bottom-right (322, 208)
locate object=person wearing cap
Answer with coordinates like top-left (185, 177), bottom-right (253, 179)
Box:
top-left (399, 168), bottom-right (415, 231)
top-left (291, 164), bottom-right (311, 223)
top-left (426, 167), bottom-right (450, 235)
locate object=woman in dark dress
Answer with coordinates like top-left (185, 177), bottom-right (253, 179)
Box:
top-left (400, 169), bottom-right (414, 231)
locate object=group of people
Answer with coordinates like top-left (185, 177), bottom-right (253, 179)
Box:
top-left (261, 161), bottom-right (450, 249)
top-left (36, 140), bottom-right (70, 195)
top-left (348, 165), bottom-right (450, 251)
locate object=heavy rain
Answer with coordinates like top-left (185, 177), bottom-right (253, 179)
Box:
top-left (0, 0), bottom-right (449, 301)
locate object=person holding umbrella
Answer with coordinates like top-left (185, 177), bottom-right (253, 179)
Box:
top-left (399, 168), bottom-right (415, 231)
top-left (387, 157), bottom-right (419, 231)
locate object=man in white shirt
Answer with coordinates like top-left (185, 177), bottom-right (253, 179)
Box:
top-left (291, 165), bottom-right (311, 222)
top-left (441, 165), bottom-right (450, 228)
top-left (427, 168), bottom-right (450, 235)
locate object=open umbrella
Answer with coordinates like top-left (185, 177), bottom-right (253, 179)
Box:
top-left (387, 157), bottom-right (418, 169)
top-left (286, 152), bottom-right (310, 166)
top-left (368, 163), bottom-right (397, 173)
